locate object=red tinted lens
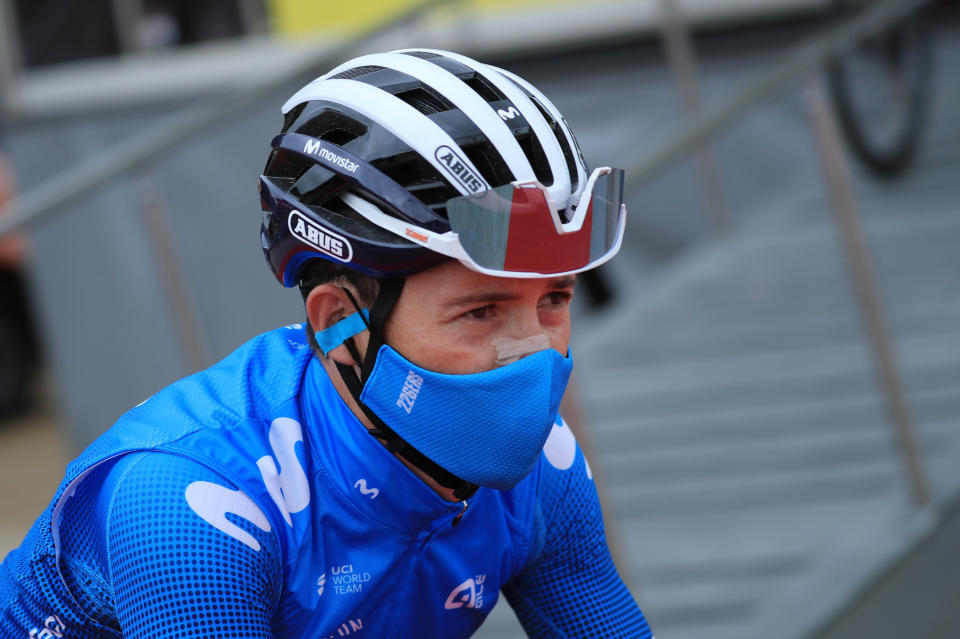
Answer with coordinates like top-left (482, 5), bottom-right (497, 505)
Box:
top-left (446, 168), bottom-right (624, 275)
top-left (502, 186), bottom-right (594, 273)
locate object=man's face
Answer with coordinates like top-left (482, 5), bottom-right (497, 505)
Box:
top-left (384, 261), bottom-right (574, 375)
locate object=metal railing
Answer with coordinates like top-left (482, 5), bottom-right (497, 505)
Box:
top-left (629, 0), bottom-right (930, 186)
top-left (634, 0), bottom-right (932, 506)
top-left (0, 0), bottom-right (456, 238)
top-left (0, 0), bottom-right (934, 504)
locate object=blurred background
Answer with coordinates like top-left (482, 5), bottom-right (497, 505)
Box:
top-left (0, 0), bottom-right (958, 637)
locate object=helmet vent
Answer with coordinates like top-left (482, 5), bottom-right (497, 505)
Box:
top-left (296, 109), bottom-right (368, 147)
top-left (513, 129), bottom-right (553, 187)
top-left (319, 128), bottom-right (361, 147)
top-left (402, 50), bottom-right (443, 60)
top-left (463, 74), bottom-right (505, 103)
top-left (372, 152), bottom-right (455, 213)
top-left (528, 95), bottom-right (579, 195)
top-left (329, 65), bottom-right (384, 80)
top-left (393, 86), bottom-right (453, 116)
top-left (460, 141), bottom-right (511, 189)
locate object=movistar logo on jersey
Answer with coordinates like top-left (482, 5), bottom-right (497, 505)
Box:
top-left (435, 146), bottom-right (485, 195)
top-left (185, 417), bottom-right (311, 551)
top-left (289, 211), bottom-right (353, 262)
top-left (303, 139), bottom-right (359, 173)
top-left (354, 478), bottom-right (379, 499)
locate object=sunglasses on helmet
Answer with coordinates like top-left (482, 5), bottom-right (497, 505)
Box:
top-left (267, 133), bottom-right (626, 278)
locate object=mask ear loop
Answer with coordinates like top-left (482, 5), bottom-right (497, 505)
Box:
top-left (339, 280), bottom-right (402, 385)
top-left (333, 279), bottom-right (478, 501)
top-left (335, 288), bottom-right (371, 373)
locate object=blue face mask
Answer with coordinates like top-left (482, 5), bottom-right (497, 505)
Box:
top-left (316, 312), bottom-right (573, 490)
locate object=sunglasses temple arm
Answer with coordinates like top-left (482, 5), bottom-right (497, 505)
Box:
top-left (562, 167), bottom-right (612, 233)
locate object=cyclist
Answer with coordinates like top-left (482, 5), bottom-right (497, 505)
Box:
top-left (0, 49), bottom-right (653, 638)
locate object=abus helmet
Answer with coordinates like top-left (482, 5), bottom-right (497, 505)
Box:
top-left (259, 48), bottom-right (627, 286)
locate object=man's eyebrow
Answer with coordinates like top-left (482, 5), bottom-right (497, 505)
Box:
top-left (441, 290), bottom-right (520, 310)
top-left (441, 276), bottom-right (576, 310)
top-left (550, 276), bottom-right (576, 290)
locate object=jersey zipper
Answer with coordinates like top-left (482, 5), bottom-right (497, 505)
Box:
top-left (396, 507), bottom-right (455, 639)
top-left (451, 500), bottom-right (469, 527)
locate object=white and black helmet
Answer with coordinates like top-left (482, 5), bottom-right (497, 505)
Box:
top-left (260, 48), bottom-right (625, 285)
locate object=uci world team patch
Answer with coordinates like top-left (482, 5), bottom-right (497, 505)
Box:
top-left (289, 210), bottom-right (353, 262)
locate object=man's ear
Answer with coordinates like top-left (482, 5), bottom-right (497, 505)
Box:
top-left (305, 284), bottom-right (365, 366)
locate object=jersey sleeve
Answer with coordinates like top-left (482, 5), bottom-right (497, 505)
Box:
top-left (103, 451), bottom-right (282, 638)
top-left (502, 421), bottom-right (653, 638)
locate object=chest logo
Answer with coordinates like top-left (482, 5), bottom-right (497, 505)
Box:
top-left (444, 574), bottom-right (487, 610)
top-left (329, 563), bottom-right (373, 595)
top-left (354, 479), bottom-right (379, 499)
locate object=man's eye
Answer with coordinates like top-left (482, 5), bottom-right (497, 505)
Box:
top-left (467, 305), bottom-right (494, 320)
top-left (541, 292), bottom-right (573, 307)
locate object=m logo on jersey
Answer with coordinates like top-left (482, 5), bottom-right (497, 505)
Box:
top-left (354, 479), bottom-right (379, 499)
top-left (444, 575), bottom-right (486, 610)
top-left (185, 417), bottom-right (311, 551)
top-left (185, 481), bottom-right (272, 552)
top-left (289, 210), bottom-right (352, 262)
top-left (435, 146), bottom-right (486, 195)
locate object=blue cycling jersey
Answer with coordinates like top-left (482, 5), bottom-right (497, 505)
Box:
top-left (0, 325), bottom-right (652, 638)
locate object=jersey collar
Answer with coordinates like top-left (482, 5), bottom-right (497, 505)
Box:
top-left (299, 356), bottom-right (470, 533)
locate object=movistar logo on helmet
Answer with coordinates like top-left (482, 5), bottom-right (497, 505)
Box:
top-left (435, 146), bottom-right (485, 195)
top-left (289, 210), bottom-right (353, 262)
top-left (304, 139), bottom-right (359, 174)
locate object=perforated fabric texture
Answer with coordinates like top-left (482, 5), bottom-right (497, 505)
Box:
top-left (58, 459), bottom-right (122, 630)
top-left (503, 444), bottom-right (653, 638)
top-left (0, 511), bottom-right (81, 635)
top-left (104, 452), bottom-right (282, 638)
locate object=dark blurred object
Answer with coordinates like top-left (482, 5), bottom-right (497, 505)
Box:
top-left (0, 154), bottom-right (38, 419)
top-left (14, 0), bottom-right (120, 68)
top-left (12, 0), bottom-right (252, 68)
top-left (146, 0), bottom-right (245, 46)
top-left (579, 266), bottom-right (614, 310)
top-left (827, 0), bottom-right (934, 179)
top-left (0, 265), bottom-right (38, 419)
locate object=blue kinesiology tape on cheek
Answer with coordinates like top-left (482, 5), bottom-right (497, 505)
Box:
top-left (314, 309), bottom-right (370, 355)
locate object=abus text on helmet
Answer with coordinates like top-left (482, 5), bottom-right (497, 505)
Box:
top-left (435, 146), bottom-right (485, 195)
top-left (304, 139), bottom-right (359, 174)
top-left (289, 210), bottom-right (352, 262)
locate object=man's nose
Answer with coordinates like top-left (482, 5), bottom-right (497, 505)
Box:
top-left (492, 311), bottom-right (552, 365)
top-left (509, 307), bottom-right (545, 338)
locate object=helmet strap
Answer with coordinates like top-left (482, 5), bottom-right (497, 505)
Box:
top-left (335, 279), bottom-right (478, 501)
